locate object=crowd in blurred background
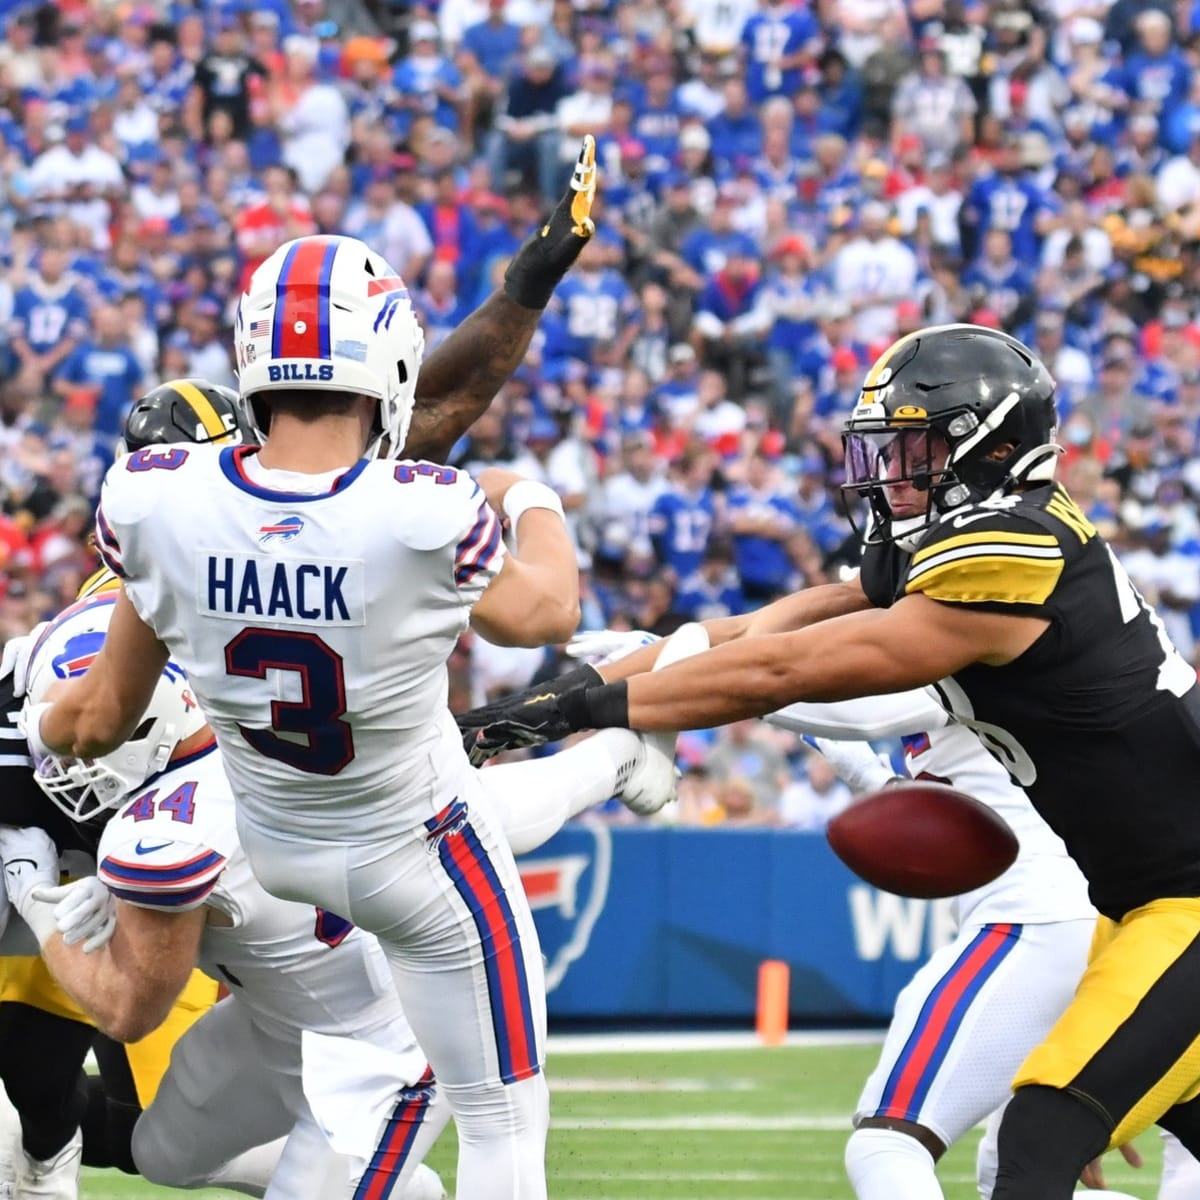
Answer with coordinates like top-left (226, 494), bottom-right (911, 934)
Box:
top-left (2, 0), bottom-right (1199, 829)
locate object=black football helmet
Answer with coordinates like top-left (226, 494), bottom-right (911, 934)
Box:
top-left (841, 324), bottom-right (1059, 547)
top-left (119, 379), bottom-right (253, 456)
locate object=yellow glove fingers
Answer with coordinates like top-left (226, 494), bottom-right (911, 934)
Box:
top-left (570, 134), bottom-right (597, 237)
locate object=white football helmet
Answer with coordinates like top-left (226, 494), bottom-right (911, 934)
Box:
top-left (23, 599), bottom-right (206, 822)
top-left (234, 234), bottom-right (425, 456)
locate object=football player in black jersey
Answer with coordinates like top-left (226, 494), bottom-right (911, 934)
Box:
top-left (461, 324), bottom-right (1200, 1197)
top-left (0, 380), bottom-right (250, 1192)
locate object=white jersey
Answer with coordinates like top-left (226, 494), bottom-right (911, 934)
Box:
top-left (95, 445), bottom-right (506, 839)
top-left (97, 742), bottom-right (407, 1059)
top-left (768, 690), bottom-right (1095, 928)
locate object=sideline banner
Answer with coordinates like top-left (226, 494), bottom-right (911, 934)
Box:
top-left (518, 822), bottom-right (959, 1022)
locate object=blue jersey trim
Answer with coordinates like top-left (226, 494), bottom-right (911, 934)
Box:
top-left (218, 446), bottom-right (370, 503)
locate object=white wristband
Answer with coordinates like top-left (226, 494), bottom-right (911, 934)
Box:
top-left (502, 480), bottom-right (566, 530)
top-left (21, 701), bottom-right (54, 761)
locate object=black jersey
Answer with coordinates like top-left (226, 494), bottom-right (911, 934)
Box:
top-left (863, 482), bottom-right (1200, 921)
top-left (0, 674), bottom-right (103, 857)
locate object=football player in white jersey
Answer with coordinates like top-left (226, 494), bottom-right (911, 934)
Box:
top-left (567, 629), bottom-right (1143, 1200)
top-left (22, 229), bottom-right (592, 1200)
top-left (765, 696), bottom-right (1107, 1200)
top-left (10, 603), bottom-right (694, 1197)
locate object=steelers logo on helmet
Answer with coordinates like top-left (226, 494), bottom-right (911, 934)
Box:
top-left (841, 324), bottom-right (1059, 550)
top-left (119, 380), bottom-right (252, 459)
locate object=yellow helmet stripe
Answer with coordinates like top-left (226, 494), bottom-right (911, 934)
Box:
top-left (862, 330), bottom-right (921, 390)
top-left (172, 380), bottom-right (228, 440)
top-left (76, 566), bottom-right (122, 599)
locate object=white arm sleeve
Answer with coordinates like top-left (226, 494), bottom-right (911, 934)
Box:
top-left (765, 690), bottom-right (950, 741)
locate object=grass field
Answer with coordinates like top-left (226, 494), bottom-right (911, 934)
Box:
top-left (80, 1034), bottom-right (1166, 1199)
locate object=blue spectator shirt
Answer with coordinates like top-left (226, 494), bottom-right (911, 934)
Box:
top-left (392, 55), bottom-right (464, 133)
top-left (674, 567), bottom-right (746, 620)
top-left (680, 227), bottom-right (760, 277)
top-left (632, 100), bottom-right (683, 174)
top-left (545, 269), bottom-right (639, 362)
top-left (414, 290), bottom-right (472, 352)
top-left (965, 173), bottom-right (1052, 260)
top-left (650, 485), bottom-right (717, 577)
top-left (1121, 48), bottom-right (1190, 114)
top-left (460, 17), bottom-right (522, 81)
top-left (10, 280), bottom-right (88, 357)
top-left (727, 484), bottom-right (801, 592)
top-left (58, 340), bottom-right (144, 437)
top-left (707, 108), bottom-right (764, 169)
top-left (961, 257), bottom-right (1036, 324)
top-left (740, 3), bottom-right (819, 104)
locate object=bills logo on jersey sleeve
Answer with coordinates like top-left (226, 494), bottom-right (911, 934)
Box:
top-left (517, 822), bottom-right (611, 992)
top-left (258, 516), bottom-right (305, 544)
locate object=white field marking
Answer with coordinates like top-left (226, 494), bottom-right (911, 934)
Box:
top-left (552, 1076), bottom-right (758, 1092)
top-left (547, 1030), bottom-right (884, 1055)
top-left (552, 1114), bottom-right (849, 1131)
top-left (551, 1171), bottom-right (802, 1183)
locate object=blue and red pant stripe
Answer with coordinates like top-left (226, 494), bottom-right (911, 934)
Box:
top-left (874, 922), bottom-right (1023, 1122)
top-left (352, 1070), bottom-right (435, 1200)
top-left (434, 808), bottom-right (540, 1085)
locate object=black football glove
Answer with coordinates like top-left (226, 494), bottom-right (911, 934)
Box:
top-left (503, 135), bottom-right (598, 310)
top-left (464, 678), bottom-right (631, 766)
top-left (457, 664), bottom-right (602, 755)
top-left (466, 693), bottom-right (575, 765)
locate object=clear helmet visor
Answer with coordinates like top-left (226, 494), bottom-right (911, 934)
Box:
top-left (843, 426), bottom-right (950, 497)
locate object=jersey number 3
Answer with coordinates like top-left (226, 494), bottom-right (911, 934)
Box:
top-left (224, 629), bottom-right (354, 775)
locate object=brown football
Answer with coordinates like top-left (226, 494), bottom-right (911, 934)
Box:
top-left (827, 781), bottom-right (1020, 899)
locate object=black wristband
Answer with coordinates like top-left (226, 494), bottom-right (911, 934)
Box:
top-left (553, 663), bottom-right (603, 694)
top-left (560, 682), bottom-right (630, 732)
top-left (503, 236), bottom-right (562, 310)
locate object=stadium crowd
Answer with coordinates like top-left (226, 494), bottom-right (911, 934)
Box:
top-left (2, 0), bottom-right (1200, 829)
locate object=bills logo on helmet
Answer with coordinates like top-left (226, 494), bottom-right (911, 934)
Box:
top-left (52, 632), bottom-right (106, 679)
top-left (517, 822), bottom-right (611, 992)
top-left (258, 516), bottom-right (305, 544)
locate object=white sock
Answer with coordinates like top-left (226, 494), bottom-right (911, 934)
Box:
top-left (478, 730), bottom-right (643, 855)
top-left (845, 1127), bottom-right (943, 1200)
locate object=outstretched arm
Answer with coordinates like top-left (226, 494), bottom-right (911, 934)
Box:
top-left (619, 596), bottom-right (1047, 731)
top-left (405, 138), bottom-right (599, 462)
top-left (464, 596), bottom-right (1050, 759)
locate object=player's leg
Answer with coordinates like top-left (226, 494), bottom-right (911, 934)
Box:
top-left (1158, 1128), bottom-right (1200, 1200)
top-left (848, 919), bottom-right (1093, 1200)
top-left (0, 1000), bottom-right (93, 1198)
top-left (994, 900), bottom-right (1200, 1199)
top-left (131, 998), bottom-right (294, 1193)
top-left (329, 785), bottom-right (550, 1200)
top-left (477, 729), bottom-right (652, 854)
top-left (277, 1073), bottom-right (451, 1200)
top-left (1157, 1092), bottom-right (1200, 1197)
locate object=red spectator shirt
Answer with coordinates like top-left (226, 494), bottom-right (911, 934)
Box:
top-left (236, 200), bottom-right (316, 292)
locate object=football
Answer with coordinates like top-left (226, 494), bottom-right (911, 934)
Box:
top-left (826, 781), bottom-right (1019, 899)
